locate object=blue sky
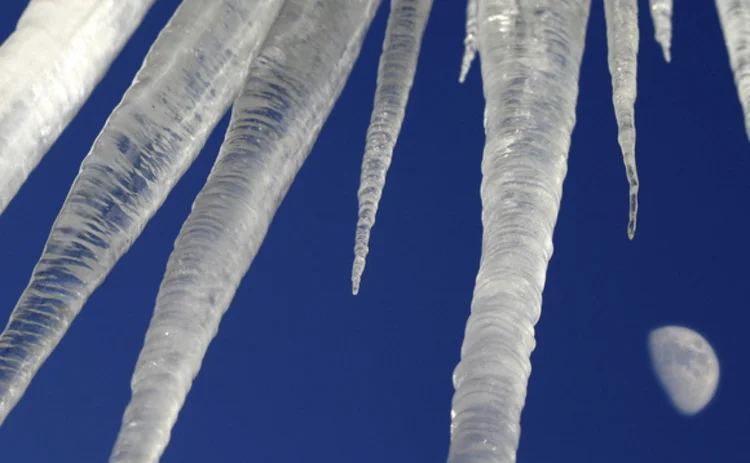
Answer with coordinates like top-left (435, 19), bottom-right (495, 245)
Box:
top-left (0, 1), bottom-right (747, 461)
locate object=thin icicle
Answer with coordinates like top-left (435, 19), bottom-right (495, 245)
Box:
top-left (459, 0), bottom-right (478, 83)
top-left (0, 0), bottom-right (283, 425)
top-left (351, 0), bottom-right (432, 295)
top-left (110, 2), bottom-right (380, 460)
top-left (649, 0), bottom-right (673, 62)
top-left (448, 1), bottom-right (590, 462)
top-left (0, 0), bottom-right (156, 216)
top-left (716, 0), bottom-right (750, 140)
top-left (604, 0), bottom-right (640, 239)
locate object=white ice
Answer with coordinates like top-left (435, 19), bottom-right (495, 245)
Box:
top-left (0, 0), bottom-right (155, 215)
top-left (649, 0), bottom-right (673, 62)
top-left (0, 0), bottom-right (281, 425)
top-left (351, 0), bottom-right (432, 295)
top-left (604, 0), bottom-right (640, 239)
top-left (459, 0), bottom-right (477, 83)
top-left (447, 1), bottom-right (590, 461)
top-left (716, 0), bottom-right (750, 140)
top-left (110, 0), bottom-right (379, 459)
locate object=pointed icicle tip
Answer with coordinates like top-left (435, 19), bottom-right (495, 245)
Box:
top-left (662, 46), bottom-right (672, 63)
top-left (627, 213), bottom-right (636, 240)
top-left (351, 0), bottom-right (432, 295)
top-left (458, 0), bottom-right (477, 83)
top-left (648, 0), bottom-right (673, 63)
top-left (605, 0), bottom-right (640, 242)
top-left (627, 177), bottom-right (639, 240)
top-left (352, 255), bottom-right (365, 295)
top-left (352, 204), bottom-right (374, 296)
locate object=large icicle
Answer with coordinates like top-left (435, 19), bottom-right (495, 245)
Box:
top-left (0, 0), bottom-right (283, 425)
top-left (459, 0), bottom-right (478, 83)
top-left (351, 0), bottom-right (432, 295)
top-left (604, 0), bottom-right (640, 239)
top-left (110, 1), bottom-right (381, 460)
top-left (716, 0), bottom-right (750, 140)
top-left (0, 0), bottom-right (156, 216)
top-left (648, 0), bottom-right (673, 62)
top-left (447, 1), bottom-right (590, 462)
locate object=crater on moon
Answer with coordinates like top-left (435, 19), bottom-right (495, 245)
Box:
top-left (648, 325), bottom-right (719, 415)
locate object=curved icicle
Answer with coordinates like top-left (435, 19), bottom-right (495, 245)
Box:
top-left (604, 0), bottom-right (640, 239)
top-left (458, 0), bottom-right (478, 83)
top-left (110, 1), bottom-right (381, 460)
top-left (447, 2), bottom-right (590, 462)
top-left (716, 0), bottom-right (750, 140)
top-left (351, 0), bottom-right (432, 295)
top-left (648, 0), bottom-right (673, 62)
top-left (0, 0), bottom-right (156, 216)
top-left (0, 0), bottom-right (283, 425)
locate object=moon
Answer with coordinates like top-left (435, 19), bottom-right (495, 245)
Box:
top-left (648, 326), bottom-right (720, 415)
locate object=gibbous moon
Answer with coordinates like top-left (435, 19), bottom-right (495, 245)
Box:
top-left (648, 326), bottom-right (719, 415)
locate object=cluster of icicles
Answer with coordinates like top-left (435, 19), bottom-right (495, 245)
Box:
top-left (0, 0), bottom-right (747, 461)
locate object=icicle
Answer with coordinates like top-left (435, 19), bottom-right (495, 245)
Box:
top-left (447, 1), bottom-right (590, 462)
top-left (351, 0), bottom-right (432, 295)
top-left (716, 0), bottom-right (750, 140)
top-left (649, 0), bottom-right (673, 62)
top-left (109, 2), bottom-right (381, 460)
top-left (458, 0), bottom-right (478, 83)
top-left (0, 0), bottom-right (283, 425)
top-left (0, 0), bottom-right (156, 216)
top-left (604, 0), bottom-right (640, 239)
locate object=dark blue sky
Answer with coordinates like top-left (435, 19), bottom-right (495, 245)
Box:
top-left (0, 1), bottom-right (747, 461)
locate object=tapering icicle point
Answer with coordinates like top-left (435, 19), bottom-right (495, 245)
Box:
top-left (352, 209), bottom-right (372, 295)
top-left (627, 180), bottom-right (638, 240)
top-left (351, 0), bottom-right (432, 295)
top-left (352, 255), bottom-right (364, 295)
top-left (605, 0), bottom-right (641, 239)
top-left (458, 0), bottom-right (477, 83)
top-left (649, 0), bottom-right (673, 62)
top-left (716, 0), bottom-right (750, 141)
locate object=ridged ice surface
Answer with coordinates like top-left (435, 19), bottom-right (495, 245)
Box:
top-left (447, 1), bottom-right (590, 462)
top-left (0, 0), bottom-right (155, 216)
top-left (110, 1), bottom-right (380, 460)
top-left (459, 0), bottom-right (477, 83)
top-left (0, 0), bottom-right (282, 425)
top-left (716, 0), bottom-right (750, 140)
top-left (604, 0), bottom-right (640, 239)
top-left (351, 0), bottom-right (432, 295)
